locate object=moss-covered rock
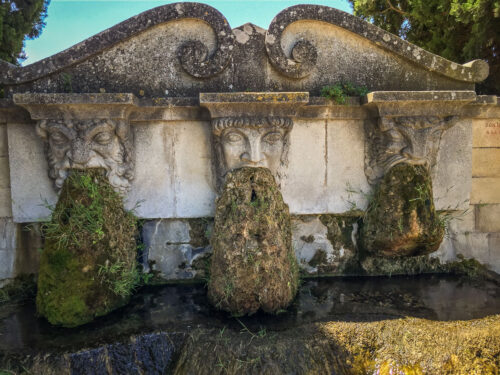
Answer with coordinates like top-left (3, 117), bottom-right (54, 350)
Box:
top-left (36, 170), bottom-right (139, 327)
top-left (360, 163), bottom-right (444, 257)
top-left (208, 167), bottom-right (299, 316)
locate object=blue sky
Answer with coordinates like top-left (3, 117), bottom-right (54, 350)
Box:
top-left (23, 0), bottom-right (353, 66)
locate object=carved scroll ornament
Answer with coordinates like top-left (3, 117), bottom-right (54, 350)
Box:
top-left (0, 3), bottom-right (234, 84)
top-left (365, 116), bottom-right (458, 185)
top-left (36, 118), bottom-right (135, 194)
top-left (265, 5), bottom-right (488, 81)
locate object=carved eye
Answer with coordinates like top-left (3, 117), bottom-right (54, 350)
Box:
top-left (93, 131), bottom-right (113, 145)
top-left (262, 131), bottom-right (283, 145)
top-left (49, 131), bottom-right (68, 145)
top-left (224, 131), bottom-right (243, 143)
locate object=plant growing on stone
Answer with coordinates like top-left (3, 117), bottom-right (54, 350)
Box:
top-left (321, 82), bottom-right (369, 104)
top-left (36, 169), bottom-right (140, 327)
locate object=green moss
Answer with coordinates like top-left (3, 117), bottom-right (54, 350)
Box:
top-left (187, 218), bottom-right (213, 248)
top-left (320, 82), bottom-right (369, 104)
top-left (36, 169), bottom-right (139, 327)
top-left (0, 275), bottom-right (36, 305)
top-left (208, 167), bottom-right (299, 315)
top-left (360, 164), bottom-right (444, 257)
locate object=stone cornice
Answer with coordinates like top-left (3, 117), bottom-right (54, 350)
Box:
top-left (199, 92), bottom-right (309, 118)
top-left (265, 5), bottom-right (488, 82)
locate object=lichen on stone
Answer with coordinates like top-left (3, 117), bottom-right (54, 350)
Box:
top-left (208, 167), bottom-right (299, 316)
top-left (360, 163), bottom-right (444, 257)
top-left (36, 169), bottom-right (139, 327)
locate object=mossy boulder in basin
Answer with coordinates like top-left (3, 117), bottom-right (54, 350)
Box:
top-left (208, 167), bottom-right (299, 316)
top-left (360, 163), bottom-right (444, 257)
top-left (36, 170), bottom-right (139, 328)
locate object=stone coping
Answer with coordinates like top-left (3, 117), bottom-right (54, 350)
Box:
top-left (265, 5), bottom-right (488, 82)
top-left (0, 4), bottom-right (489, 86)
top-left (199, 92), bottom-right (309, 104)
top-left (1, 93), bottom-right (499, 121)
top-left (12, 93), bottom-right (138, 105)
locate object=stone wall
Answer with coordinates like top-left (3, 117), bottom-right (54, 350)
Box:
top-left (0, 3), bottom-right (498, 284)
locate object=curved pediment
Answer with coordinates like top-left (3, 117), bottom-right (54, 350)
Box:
top-left (0, 3), bottom-right (488, 97)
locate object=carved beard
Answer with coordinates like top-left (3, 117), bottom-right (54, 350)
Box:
top-left (46, 142), bottom-right (132, 195)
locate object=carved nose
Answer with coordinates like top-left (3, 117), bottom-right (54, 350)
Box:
top-left (241, 143), bottom-right (262, 164)
top-left (69, 140), bottom-right (90, 166)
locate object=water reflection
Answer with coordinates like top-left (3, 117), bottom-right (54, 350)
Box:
top-left (1, 275), bottom-right (499, 354)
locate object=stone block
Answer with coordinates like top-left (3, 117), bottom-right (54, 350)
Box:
top-left (325, 119), bottom-right (369, 212)
top-left (171, 121), bottom-right (215, 218)
top-left (142, 219), bottom-right (210, 280)
top-left (282, 119), bottom-right (327, 213)
top-left (473, 119), bottom-right (500, 147)
top-left (447, 231), bottom-right (500, 273)
top-left (0, 156), bottom-right (10, 188)
top-left (0, 218), bottom-right (17, 280)
top-left (488, 234), bottom-right (500, 274)
top-left (8, 122), bottom-right (56, 222)
top-left (471, 178), bottom-right (500, 204)
top-left (476, 204), bottom-right (500, 232)
top-left (125, 122), bottom-right (172, 218)
top-left (292, 216), bottom-right (333, 274)
top-left (0, 123), bottom-right (7, 157)
top-left (472, 148), bottom-right (500, 177)
top-left (433, 119), bottom-right (472, 210)
top-left (446, 206), bottom-right (475, 234)
top-left (0, 188), bottom-right (12, 218)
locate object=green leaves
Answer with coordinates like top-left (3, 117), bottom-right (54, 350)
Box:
top-left (0, 0), bottom-right (50, 64)
top-left (348, 0), bottom-right (500, 94)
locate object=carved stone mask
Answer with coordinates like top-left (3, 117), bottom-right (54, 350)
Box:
top-left (36, 119), bottom-right (134, 194)
top-left (365, 116), bottom-right (458, 184)
top-left (212, 117), bottom-right (292, 190)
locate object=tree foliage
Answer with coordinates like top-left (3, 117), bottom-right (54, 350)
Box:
top-left (0, 0), bottom-right (50, 64)
top-left (348, 0), bottom-right (500, 94)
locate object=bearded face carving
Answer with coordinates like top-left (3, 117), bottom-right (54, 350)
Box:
top-left (36, 119), bottom-right (134, 194)
top-left (212, 117), bottom-right (293, 191)
top-left (365, 116), bottom-right (458, 185)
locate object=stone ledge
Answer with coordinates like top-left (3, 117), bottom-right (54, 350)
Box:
top-left (200, 92), bottom-right (309, 118)
top-left (365, 90), bottom-right (477, 104)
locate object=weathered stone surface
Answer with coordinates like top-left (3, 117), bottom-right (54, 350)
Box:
top-left (0, 123), bottom-right (7, 157)
top-left (476, 204), bottom-right (500, 232)
top-left (471, 177), bottom-right (500, 204)
top-left (432, 119), bottom-right (472, 210)
top-left (0, 188), bottom-right (12, 218)
top-left (142, 219), bottom-right (212, 280)
top-left (7, 122), bottom-right (56, 222)
top-left (36, 170), bottom-right (138, 327)
top-left (0, 218), bottom-right (17, 281)
top-left (473, 118), bottom-right (500, 147)
top-left (473, 148), bottom-right (500, 177)
top-left (208, 167), bottom-right (299, 315)
top-left (1, 5), bottom-right (488, 97)
top-left (360, 164), bottom-right (445, 257)
top-left (0, 156), bottom-right (9, 189)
